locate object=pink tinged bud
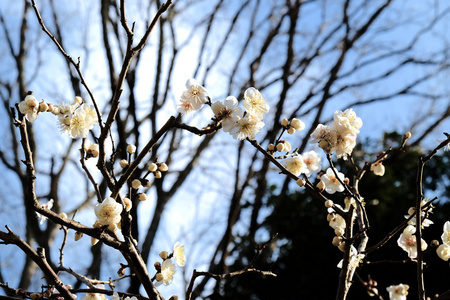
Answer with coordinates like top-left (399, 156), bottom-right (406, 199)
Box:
top-left (325, 200), bottom-right (334, 208)
top-left (316, 180), bottom-right (325, 192)
top-left (160, 251), bottom-right (169, 259)
top-left (120, 159), bottom-right (129, 168)
top-left (159, 162), bottom-right (168, 172)
top-left (344, 177), bottom-right (350, 185)
top-left (75, 232), bottom-right (83, 241)
top-left (131, 179), bottom-right (141, 189)
top-left (148, 163), bottom-right (158, 172)
top-left (281, 118), bottom-right (289, 127)
top-left (287, 127), bottom-right (295, 135)
top-left (126, 144), bottom-right (136, 154)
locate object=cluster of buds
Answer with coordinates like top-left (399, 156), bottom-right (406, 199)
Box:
top-left (280, 118), bottom-right (305, 134)
top-left (147, 162), bottom-right (168, 179)
top-left (267, 140), bottom-right (291, 153)
top-left (327, 207), bottom-right (346, 252)
top-left (84, 140), bottom-right (99, 159)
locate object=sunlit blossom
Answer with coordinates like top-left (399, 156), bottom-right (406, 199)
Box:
top-left (36, 199), bottom-right (54, 225)
top-left (173, 241), bottom-right (186, 267)
top-left (333, 108), bottom-right (362, 135)
top-left (18, 95), bottom-right (39, 122)
top-left (230, 112), bottom-right (264, 140)
top-left (155, 258), bottom-right (177, 286)
top-left (242, 87), bottom-right (269, 119)
top-left (437, 244), bottom-right (450, 261)
top-left (442, 221), bottom-right (450, 246)
top-left (321, 168), bottom-right (345, 194)
top-left (371, 162), bottom-right (385, 176)
top-left (397, 225), bottom-right (427, 258)
top-left (386, 284), bottom-right (409, 300)
top-left (211, 96), bottom-right (240, 132)
top-left (179, 78), bottom-right (208, 112)
top-left (302, 150), bottom-right (321, 177)
top-left (284, 155), bottom-right (306, 176)
top-left (94, 197), bottom-right (123, 230)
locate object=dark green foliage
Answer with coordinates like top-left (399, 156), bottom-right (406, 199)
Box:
top-left (207, 132), bottom-right (450, 299)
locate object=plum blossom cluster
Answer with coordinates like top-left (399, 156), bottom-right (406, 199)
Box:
top-left (397, 200), bottom-right (433, 258)
top-left (310, 108), bottom-right (362, 159)
top-left (153, 242), bottom-right (186, 287)
top-left (177, 78), bottom-right (269, 140)
top-left (18, 94), bottom-right (99, 139)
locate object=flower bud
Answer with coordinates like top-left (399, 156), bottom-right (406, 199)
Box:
top-left (46, 103), bottom-right (54, 113)
top-left (64, 116), bottom-right (72, 126)
top-left (148, 163), bottom-right (158, 172)
top-left (131, 179), bottom-right (141, 189)
top-left (75, 232), bottom-right (83, 241)
top-left (127, 144), bottom-right (136, 154)
top-left (123, 198), bottom-right (132, 211)
top-left (154, 171), bottom-right (162, 179)
top-left (407, 207), bottom-right (415, 215)
top-left (404, 132), bottom-right (412, 139)
top-left (141, 179), bottom-right (151, 188)
top-left (117, 267), bottom-right (125, 277)
top-left (154, 261), bottom-right (161, 270)
top-left (325, 200), bottom-right (334, 208)
top-left (296, 178), bottom-right (305, 187)
top-left (284, 141), bottom-right (292, 152)
top-left (138, 193), bottom-right (147, 201)
top-left (59, 212), bottom-right (68, 219)
top-left (344, 177), bottom-right (350, 185)
top-left (290, 118), bottom-right (305, 131)
top-left (332, 236), bottom-right (342, 247)
top-left (338, 241), bottom-right (346, 252)
top-left (91, 237), bottom-right (99, 246)
top-left (158, 162), bottom-right (168, 172)
top-left (155, 273), bottom-right (164, 282)
top-left (430, 240), bottom-right (440, 248)
top-left (335, 227), bottom-right (345, 237)
top-left (267, 143), bottom-right (275, 151)
top-left (276, 143), bottom-right (285, 152)
top-left (287, 127), bottom-right (295, 135)
top-left (159, 251), bottom-right (169, 259)
top-left (120, 159), bottom-right (129, 168)
top-left (39, 101), bottom-right (49, 112)
top-left (281, 118), bottom-right (289, 127)
top-left (52, 106), bottom-right (61, 115)
top-left (316, 180), bottom-right (325, 192)
top-left (327, 213), bottom-right (334, 222)
top-left (74, 96), bottom-right (83, 105)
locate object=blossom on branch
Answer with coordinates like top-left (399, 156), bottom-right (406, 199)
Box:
top-left (178, 78), bottom-right (208, 113)
top-left (173, 241), bottom-right (186, 267)
top-left (321, 168), bottom-right (345, 194)
top-left (371, 162), bottom-right (385, 176)
top-left (302, 150), bottom-right (321, 177)
top-left (211, 96), bottom-right (240, 132)
top-left (94, 197), bottom-right (123, 231)
top-left (230, 111), bottom-right (264, 140)
top-left (397, 225), bottom-right (427, 258)
top-left (155, 258), bottom-right (177, 286)
top-left (242, 87), bottom-right (269, 119)
top-left (36, 199), bottom-right (54, 225)
top-left (19, 94), bottom-right (39, 122)
top-left (386, 283), bottom-right (409, 300)
top-left (284, 155), bottom-right (306, 176)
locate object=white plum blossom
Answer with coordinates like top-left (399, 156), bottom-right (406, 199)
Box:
top-left (284, 155), bottom-right (306, 176)
top-left (84, 140), bottom-right (100, 158)
top-left (155, 258), bottom-right (177, 286)
top-left (397, 225), bottom-right (427, 259)
top-left (242, 87), bottom-right (269, 119)
top-left (310, 124), bottom-right (338, 153)
top-left (404, 201), bottom-right (433, 228)
top-left (173, 241), bottom-right (186, 267)
top-left (333, 108), bottom-right (363, 135)
top-left (68, 104), bottom-right (98, 138)
top-left (94, 197), bottom-right (123, 231)
top-left (230, 112), bottom-right (264, 140)
top-left (81, 284), bottom-right (107, 300)
top-left (371, 162), bottom-right (385, 176)
top-left (321, 168), bottom-right (345, 194)
top-left (386, 284), bottom-right (409, 300)
top-left (211, 96), bottom-right (240, 132)
top-left (441, 221), bottom-right (450, 245)
top-left (19, 95), bottom-right (39, 122)
top-left (36, 199), bottom-right (54, 225)
top-left (302, 150), bottom-right (321, 177)
top-left (178, 78), bottom-right (208, 113)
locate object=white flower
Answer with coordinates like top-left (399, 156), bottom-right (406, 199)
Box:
top-left (386, 284), bottom-right (409, 300)
top-left (321, 168), bottom-right (345, 194)
top-left (211, 96), bottom-right (240, 132)
top-left (284, 155), bottom-right (306, 176)
top-left (155, 258), bottom-right (177, 286)
top-left (404, 201), bottom-right (433, 228)
top-left (84, 140), bottom-right (99, 158)
top-left (36, 199), bottom-right (54, 225)
top-left (242, 87), bottom-right (269, 120)
top-left (81, 284), bottom-right (106, 300)
top-left (173, 241), bottom-right (186, 267)
top-left (441, 221), bottom-right (450, 246)
top-left (302, 151), bottom-right (321, 177)
top-left (437, 244), bottom-right (450, 261)
top-left (371, 162), bottom-right (385, 176)
top-left (69, 104), bottom-right (98, 138)
top-left (178, 78), bottom-right (208, 113)
top-left (94, 197), bottom-right (123, 230)
top-left (230, 111), bottom-right (264, 140)
top-left (310, 124), bottom-right (338, 154)
top-left (111, 292), bottom-right (120, 300)
top-left (333, 108), bottom-right (362, 135)
top-left (19, 95), bottom-right (39, 122)
top-left (397, 225), bottom-right (427, 258)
